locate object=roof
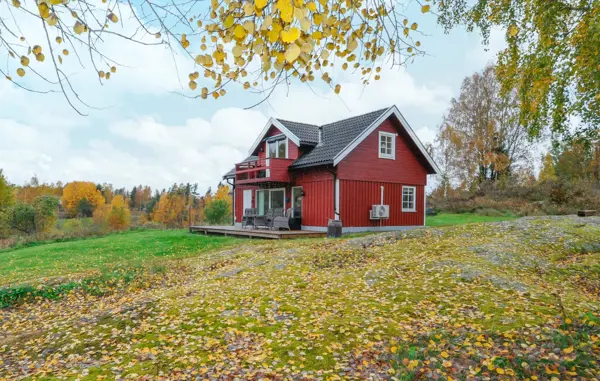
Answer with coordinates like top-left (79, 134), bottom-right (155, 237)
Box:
top-left (228, 105), bottom-right (439, 178)
top-left (275, 119), bottom-right (320, 145)
top-left (290, 108), bottom-right (389, 168)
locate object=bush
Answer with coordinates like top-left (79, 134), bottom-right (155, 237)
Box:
top-left (429, 178), bottom-right (600, 217)
top-left (475, 208), bottom-right (506, 217)
top-left (204, 199), bottom-right (231, 225)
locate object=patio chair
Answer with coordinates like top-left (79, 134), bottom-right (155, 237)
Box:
top-left (273, 208), bottom-right (293, 231)
top-left (266, 208), bottom-right (284, 229)
top-left (253, 214), bottom-right (268, 229)
top-left (242, 208), bottom-right (257, 229)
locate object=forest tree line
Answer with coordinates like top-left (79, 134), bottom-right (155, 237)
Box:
top-left (0, 173), bottom-right (232, 240)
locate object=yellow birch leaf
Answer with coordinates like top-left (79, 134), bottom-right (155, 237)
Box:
top-left (280, 27), bottom-right (300, 43)
top-left (306, 1), bottom-right (316, 11)
top-left (243, 20), bottom-right (255, 33)
top-left (232, 45), bottom-right (244, 57)
top-left (224, 15), bottom-right (235, 28)
top-left (255, 0), bottom-right (267, 10)
top-left (347, 38), bottom-right (358, 52)
top-left (47, 13), bottom-right (59, 26)
top-left (284, 43), bottom-right (301, 62)
top-left (234, 25), bottom-right (247, 39)
top-left (508, 24), bottom-right (519, 36)
top-left (189, 80), bottom-right (197, 90)
top-left (20, 56), bottom-right (30, 67)
top-left (74, 21), bottom-right (85, 35)
top-left (16, 68), bottom-right (25, 77)
top-left (421, 4), bottom-right (430, 13)
top-left (38, 3), bottom-right (50, 18)
top-left (411, 22), bottom-right (418, 30)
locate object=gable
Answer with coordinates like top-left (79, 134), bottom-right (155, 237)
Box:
top-left (332, 106), bottom-right (439, 174)
top-left (248, 118), bottom-right (301, 155)
top-left (336, 117), bottom-right (429, 184)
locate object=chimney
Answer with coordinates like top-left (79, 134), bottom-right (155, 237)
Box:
top-left (318, 126), bottom-right (322, 144)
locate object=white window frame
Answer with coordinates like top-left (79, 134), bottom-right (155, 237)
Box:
top-left (402, 186), bottom-right (416, 212)
top-left (378, 131), bottom-right (396, 160)
top-left (266, 137), bottom-right (288, 159)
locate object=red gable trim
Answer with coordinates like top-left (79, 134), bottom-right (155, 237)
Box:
top-left (248, 118), bottom-right (301, 155)
top-left (332, 106), bottom-right (439, 174)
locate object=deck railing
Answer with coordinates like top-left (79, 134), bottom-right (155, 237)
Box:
top-left (235, 157), bottom-right (294, 184)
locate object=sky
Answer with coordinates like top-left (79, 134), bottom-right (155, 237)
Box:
top-left (0, 3), bottom-right (507, 193)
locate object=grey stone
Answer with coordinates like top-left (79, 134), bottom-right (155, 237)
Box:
top-left (216, 268), bottom-right (243, 278)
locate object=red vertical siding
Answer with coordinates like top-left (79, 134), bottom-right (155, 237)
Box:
top-left (337, 118), bottom-right (428, 185)
top-left (295, 169), bottom-right (334, 227)
top-left (234, 185), bottom-right (259, 223)
top-left (288, 141), bottom-right (299, 160)
top-left (339, 180), bottom-right (424, 227)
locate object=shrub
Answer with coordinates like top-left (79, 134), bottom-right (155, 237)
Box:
top-left (8, 203), bottom-right (36, 234)
top-left (204, 199), bottom-right (231, 225)
top-left (475, 208), bottom-right (506, 217)
top-left (62, 218), bottom-right (84, 233)
top-left (33, 195), bottom-right (60, 233)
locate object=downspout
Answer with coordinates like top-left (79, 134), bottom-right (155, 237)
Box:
top-left (226, 178), bottom-right (235, 226)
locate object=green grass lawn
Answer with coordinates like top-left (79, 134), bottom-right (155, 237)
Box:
top-left (426, 212), bottom-right (518, 227)
top-left (0, 230), bottom-right (237, 285)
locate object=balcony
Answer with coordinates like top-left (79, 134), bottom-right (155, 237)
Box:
top-left (235, 157), bottom-right (294, 185)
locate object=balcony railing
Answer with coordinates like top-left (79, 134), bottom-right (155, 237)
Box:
top-left (235, 157), bottom-right (294, 184)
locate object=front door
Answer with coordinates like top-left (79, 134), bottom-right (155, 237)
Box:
top-left (243, 189), bottom-right (252, 213)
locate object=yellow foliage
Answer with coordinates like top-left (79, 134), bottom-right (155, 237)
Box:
top-left (62, 181), bottom-right (105, 216)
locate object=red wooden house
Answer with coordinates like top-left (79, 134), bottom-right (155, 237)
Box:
top-left (223, 105), bottom-right (439, 233)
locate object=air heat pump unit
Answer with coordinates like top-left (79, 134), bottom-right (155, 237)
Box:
top-left (370, 204), bottom-right (390, 219)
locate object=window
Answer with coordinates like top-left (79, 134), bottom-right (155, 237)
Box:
top-left (267, 138), bottom-right (287, 158)
top-left (379, 131), bottom-right (395, 159)
top-left (402, 186), bottom-right (416, 212)
top-left (270, 189), bottom-right (285, 209)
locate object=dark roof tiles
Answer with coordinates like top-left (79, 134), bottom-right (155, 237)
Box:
top-left (275, 119), bottom-right (320, 145)
top-left (290, 108), bottom-right (388, 167)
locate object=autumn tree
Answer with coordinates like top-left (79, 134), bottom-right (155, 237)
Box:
top-left (62, 181), bottom-right (105, 217)
top-left (152, 193), bottom-right (187, 228)
top-left (435, 66), bottom-right (530, 187)
top-left (0, 170), bottom-right (14, 210)
top-left (538, 153), bottom-right (557, 183)
top-left (203, 183), bottom-right (232, 225)
top-left (555, 139), bottom-right (595, 182)
top-left (439, 0), bottom-right (600, 140)
top-left (13, 176), bottom-right (62, 204)
top-left (93, 194), bottom-right (131, 231)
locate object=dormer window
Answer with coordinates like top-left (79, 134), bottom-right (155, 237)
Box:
top-left (267, 137), bottom-right (287, 158)
top-left (379, 131), bottom-right (396, 160)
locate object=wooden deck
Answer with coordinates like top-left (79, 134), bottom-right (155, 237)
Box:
top-left (189, 225), bottom-right (326, 239)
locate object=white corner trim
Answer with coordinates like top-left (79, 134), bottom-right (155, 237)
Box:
top-left (248, 118), bottom-right (301, 155)
top-left (378, 131), bottom-right (396, 160)
top-left (332, 106), bottom-right (440, 174)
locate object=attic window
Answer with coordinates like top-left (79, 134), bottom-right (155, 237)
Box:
top-left (379, 131), bottom-right (395, 159)
top-left (267, 138), bottom-right (287, 158)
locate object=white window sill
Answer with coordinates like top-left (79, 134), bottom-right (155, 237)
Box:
top-left (402, 208), bottom-right (416, 212)
top-left (379, 155), bottom-right (395, 160)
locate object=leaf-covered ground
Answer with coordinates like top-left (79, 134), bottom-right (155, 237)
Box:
top-left (1, 216), bottom-right (599, 380)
